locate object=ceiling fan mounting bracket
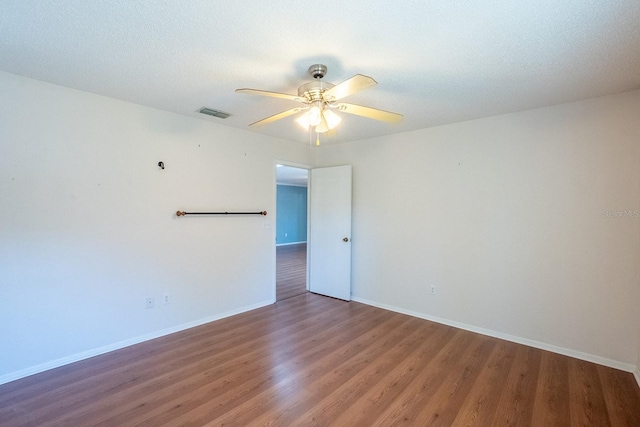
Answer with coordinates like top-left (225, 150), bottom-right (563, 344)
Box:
top-left (308, 64), bottom-right (327, 79)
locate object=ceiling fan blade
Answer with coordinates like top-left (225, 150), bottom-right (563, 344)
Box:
top-left (249, 107), bottom-right (305, 127)
top-left (236, 88), bottom-right (306, 103)
top-left (323, 74), bottom-right (377, 102)
top-left (335, 103), bottom-right (403, 124)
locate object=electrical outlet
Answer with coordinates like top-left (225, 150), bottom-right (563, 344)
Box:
top-left (163, 293), bottom-right (170, 304)
top-left (146, 297), bottom-right (154, 309)
top-left (429, 285), bottom-right (436, 295)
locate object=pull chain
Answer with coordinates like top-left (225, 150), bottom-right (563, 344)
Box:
top-left (309, 128), bottom-right (321, 147)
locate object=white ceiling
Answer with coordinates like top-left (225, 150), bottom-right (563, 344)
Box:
top-left (277, 165), bottom-right (308, 187)
top-left (1, 1), bottom-right (639, 145)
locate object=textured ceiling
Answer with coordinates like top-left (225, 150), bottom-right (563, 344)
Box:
top-left (277, 165), bottom-right (309, 187)
top-left (1, 1), bottom-right (639, 145)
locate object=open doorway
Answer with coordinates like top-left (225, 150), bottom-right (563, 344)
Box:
top-left (276, 165), bottom-right (309, 301)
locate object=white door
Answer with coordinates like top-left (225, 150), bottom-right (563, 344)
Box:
top-left (308, 165), bottom-right (352, 300)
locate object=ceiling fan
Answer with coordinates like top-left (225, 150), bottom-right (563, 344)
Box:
top-left (236, 64), bottom-right (403, 141)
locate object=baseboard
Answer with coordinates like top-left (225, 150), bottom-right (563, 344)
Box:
top-left (0, 298), bottom-right (274, 386)
top-left (352, 296), bottom-right (636, 374)
top-left (276, 241), bottom-right (307, 247)
top-left (634, 369), bottom-right (640, 389)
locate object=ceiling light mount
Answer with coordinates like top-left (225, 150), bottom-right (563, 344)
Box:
top-left (308, 64), bottom-right (327, 80)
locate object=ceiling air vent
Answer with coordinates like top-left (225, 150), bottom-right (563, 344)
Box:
top-left (199, 108), bottom-right (230, 119)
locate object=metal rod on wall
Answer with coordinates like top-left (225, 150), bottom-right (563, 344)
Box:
top-left (176, 210), bottom-right (267, 217)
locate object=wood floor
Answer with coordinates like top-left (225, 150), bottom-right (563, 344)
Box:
top-left (276, 243), bottom-right (307, 301)
top-left (1, 293), bottom-right (639, 426)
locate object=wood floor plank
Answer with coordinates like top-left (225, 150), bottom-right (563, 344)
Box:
top-left (598, 364), bottom-right (640, 426)
top-left (411, 336), bottom-right (497, 426)
top-left (568, 358), bottom-right (611, 426)
top-left (450, 339), bottom-right (517, 426)
top-left (531, 351), bottom-right (571, 426)
top-left (168, 309), bottom-right (412, 426)
top-left (492, 345), bottom-right (541, 426)
top-left (370, 330), bottom-right (481, 426)
top-left (2, 292), bottom-right (309, 408)
top-left (283, 318), bottom-right (435, 426)
top-left (54, 298), bottom-right (361, 426)
top-left (276, 243), bottom-right (307, 301)
top-left (1, 292), bottom-right (639, 426)
top-left (327, 323), bottom-right (458, 426)
top-left (13, 294), bottom-right (342, 426)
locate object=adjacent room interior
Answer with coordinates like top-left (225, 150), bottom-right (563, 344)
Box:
top-left (275, 165), bottom-right (309, 301)
top-left (1, 1), bottom-right (639, 425)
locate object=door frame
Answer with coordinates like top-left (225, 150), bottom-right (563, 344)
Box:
top-left (274, 160), bottom-right (311, 302)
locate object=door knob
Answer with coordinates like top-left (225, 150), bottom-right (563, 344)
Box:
top-left (343, 237), bottom-right (349, 242)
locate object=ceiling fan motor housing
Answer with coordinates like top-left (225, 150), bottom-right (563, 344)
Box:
top-left (298, 81), bottom-right (335, 102)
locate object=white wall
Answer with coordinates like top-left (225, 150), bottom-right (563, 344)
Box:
top-left (0, 72), bottom-right (312, 382)
top-left (318, 90), bottom-right (640, 370)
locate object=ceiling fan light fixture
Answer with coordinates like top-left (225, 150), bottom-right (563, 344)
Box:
top-left (315, 119), bottom-right (328, 133)
top-left (308, 104), bottom-right (322, 126)
top-left (298, 110), bottom-right (342, 133)
top-left (322, 109), bottom-right (341, 130)
top-left (296, 102), bottom-right (327, 131)
top-left (314, 110), bottom-right (341, 134)
top-left (296, 113), bottom-right (311, 130)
